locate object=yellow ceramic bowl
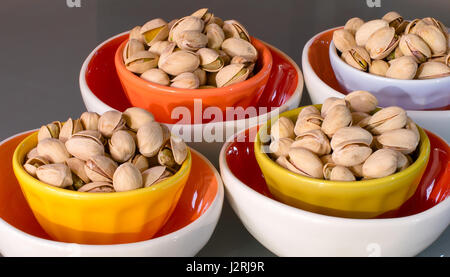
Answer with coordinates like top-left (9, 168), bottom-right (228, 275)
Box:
top-left (12, 131), bottom-right (191, 245)
top-left (254, 105), bottom-right (431, 219)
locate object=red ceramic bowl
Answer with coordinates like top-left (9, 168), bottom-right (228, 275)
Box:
top-left (114, 36), bottom-right (273, 123)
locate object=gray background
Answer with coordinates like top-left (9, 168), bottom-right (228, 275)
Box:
top-left (0, 0), bottom-right (449, 256)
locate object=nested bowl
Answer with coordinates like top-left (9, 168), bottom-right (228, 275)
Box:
top-left (254, 105), bottom-right (431, 218)
top-left (12, 131), bottom-right (192, 245)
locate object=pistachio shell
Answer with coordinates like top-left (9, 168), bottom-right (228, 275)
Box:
top-left (84, 155), bottom-right (118, 183)
top-left (66, 157), bottom-right (90, 183)
top-left (131, 154), bottom-right (150, 173)
top-left (113, 163), bottom-right (143, 192)
top-left (369, 59), bottom-right (390, 76)
top-left (355, 19), bottom-right (389, 47)
top-left (141, 68), bottom-right (170, 86)
top-left (377, 129), bottom-right (419, 154)
top-left (320, 154), bottom-right (334, 165)
top-left (416, 61), bottom-right (450, 79)
top-left (333, 29), bottom-right (356, 53)
top-left (123, 39), bottom-right (145, 62)
top-left (365, 27), bottom-right (399, 59)
top-left (396, 151), bottom-right (411, 171)
top-left (80, 112), bottom-right (100, 131)
top-left (109, 130), bottom-right (136, 163)
top-left (137, 122), bottom-right (164, 158)
top-left (221, 38), bottom-right (258, 62)
top-left (197, 48), bottom-right (224, 72)
top-left (98, 110), bottom-right (126, 138)
top-left (405, 117), bottom-right (420, 140)
top-left (329, 165), bottom-right (356, 181)
top-left (404, 19), bottom-right (427, 35)
top-left (382, 12), bottom-right (403, 28)
top-left (215, 63), bottom-right (249, 87)
top-left (205, 23), bottom-right (225, 49)
top-left (38, 122), bottom-right (61, 142)
top-left (362, 149), bottom-right (398, 178)
top-left (157, 147), bottom-right (176, 169)
top-left (24, 156), bottom-right (49, 177)
top-left (193, 68), bottom-right (207, 85)
top-left (349, 163), bottom-right (364, 178)
top-left (27, 147), bottom-right (39, 160)
top-left (59, 118), bottom-right (84, 143)
top-left (37, 138), bottom-right (70, 163)
top-left (344, 90), bottom-right (378, 113)
top-left (367, 106), bottom-right (407, 135)
top-left (140, 18), bottom-right (169, 46)
top-left (170, 135), bottom-right (188, 165)
top-left (158, 49), bottom-right (200, 76)
top-left (330, 126), bottom-right (373, 150)
top-left (321, 98), bottom-right (348, 118)
top-left (122, 107), bottom-right (155, 131)
top-left (351, 112), bottom-right (370, 125)
top-left (342, 46), bottom-right (371, 71)
top-left (78, 182), bottom-right (115, 193)
top-left (288, 148), bottom-right (324, 179)
top-left (399, 34), bottom-right (432, 63)
top-left (176, 30), bottom-right (208, 51)
top-left (321, 105), bottom-right (352, 137)
top-left (291, 129), bottom-right (331, 156)
top-left (294, 107), bottom-right (323, 136)
top-left (416, 25), bottom-right (447, 55)
top-left (36, 163), bottom-right (73, 188)
top-left (269, 138), bottom-right (294, 158)
top-left (191, 8), bottom-right (208, 19)
top-left (332, 144), bottom-right (372, 167)
top-left (223, 20), bottom-right (250, 41)
top-left (125, 51), bottom-right (159, 74)
top-left (170, 72), bottom-right (200, 89)
top-left (344, 17), bottom-right (364, 36)
top-left (169, 16), bottom-right (204, 43)
top-left (386, 45), bottom-right (404, 61)
top-left (386, 56), bottom-right (418, 80)
top-left (129, 26), bottom-right (145, 44)
top-left (65, 132), bottom-right (105, 161)
top-left (143, 166), bottom-right (167, 187)
top-left (270, 117), bottom-right (295, 141)
top-left (148, 40), bottom-right (172, 56)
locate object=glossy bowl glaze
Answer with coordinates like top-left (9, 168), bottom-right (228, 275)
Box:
top-left (302, 27), bottom-right (450, 142)
top-left (254, 105), bottom-right (431, 219)
top-left (80, 32), bottom-right (302, 165)
top-left (220, 126), bottom-right (449, 256)
top-left (0, 131), bottom-right (223, 256)
top-left (12, 131), bottom-right (191, 245)
top-left (115, 36), bottom-right (273, 123)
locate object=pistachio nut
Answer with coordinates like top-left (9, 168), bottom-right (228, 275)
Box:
top-left (36, 163), bottom-right (73, 188)
top-left (330, 126), bottom-right (373, 151)
top-left (215, 63), bottom-right (249, 87)
top-left (223, 20), bottom-right (250, 42)
top-left (349, 163), bottom-right (364, 178)
top-left (218, 50), bottom-right (231, 65)
top-left (170, 72), bottom-right (200, 89)
top-left (193, 68), bottom-right (207, 85)
top-left (197, 48), bottom-right (224, 72)
top-left (404, 19), bottom-right (427, 35)
top-left (190, 8), bottom-right (208, 19)
top-left (80, 112), bottom-right (100, 131)
top-left (369, 59), bottom-right (390, 76)
top-left (141, 68), bottom-right (170, 86)
top-left (205, 23), bottom-right (225, 49)
top-left (131, 154), bottom-right (150, 172)
top-left (125, 51), bottom-right (159, 74)
top-left (148, 40), bottom-right (172, 56)
top-left (329, 165), bottom-right (356, 181)
top-left (288, 147), bottom-right (324, 179)
top-left (65, 131), bottom-right (105, 161)
top-left (27, 147), bottom-right (39, 160)
top-left (344, 17), bottom-right (364, 36)
top-left (207, 15), bottom-right (224, 27)
top-left (140, 18), bottom-right (169, 46)
top-left (416, 61), bottom-right (450, 79)
top-left (207, 71), bottom-right (218, 87)
top-left (321, 97), bottom-right (348, 118)
top-left (351, 112), bottom-right (370, 125)
top-left (275, 155), bottom-right (291, 170)
top-left (137, 121), bottom-right (164, 157)
top-left (98, 110), bottom-right (126, 138)
top-left (23, 156), bottom-right (49, 177)
top-left (113, 163), bottom-right (143, 192)
top-left (377, 129), bottom-right (419, 154)
top-left (386, 56), bottom-right (418, 80)
top-left (158, 47), bottom-right (200, 76)
top-left (321, 105), bottom-right (352, 137)
top-left (123, 107), bottom-right (155, 131)
top-left (362, 149), bottom-right (398, 179)
top-left (396, 151), bottom-right (411, 172)
top-left (109, 130), bottom-right (136, 163)
top-left (142, 166), bottom-right (172, 187)
top-left (59, 118), bottom-right (84, 143)
top-left (386, 45), bottom-right (404, 61)
top-left (355, 19), bottom-right (389, 47)
top-left (405, 117), bottom-right (420, 140)
top-left (269, 138), bottom-right (294, 158)
top-left (382, 11), bottom-right (404, 31)
top-left (221, 38), bottom-right (258, 62)
top-left (344, 90), bottom-right (378, 113)
top-left (176, 30), bottom-right (208, 51)
top-left (66, 157), bottom-right (90, 184)
top-left (367, 106), bottom-right (407, 135)
top-left (294, 111), bottom-right (323, 135)
top-left (270, 116), bottom-right (295, 141)
top-left (169, 16), bottom-right (204, 43)
top-left (399, 34), bottom-right (432, 63)
top-left (332, 29), bottom-right (357, 53)
top-left (123, 39), bottom-right (145, 62)
top-left (416, 24), bottom-right (447, 55)
top-left (129, 26), bottom-right (145, 44)
top-left (157, 147), bottom-right (176, 169)
top-left (78, 182), bottom-right (115, 193)
top-left (332, 144), bottom-right (372, 167)
top-left (84, 155), bottom-right (118, 183)
top-left (37, 121), bottom-right (61, 141)
top-left (342, 46), bottom-right (371, 71)
top-left (365, 27), bottom-right (399, 59)
top-left (421, 17), bottom-right (448, 40)
top-left (37, 138), bottom-right (70, 163)
top-left (291, 129), bottom-right (331, 156)
top-left (320, 154), bottom-right (334, 165)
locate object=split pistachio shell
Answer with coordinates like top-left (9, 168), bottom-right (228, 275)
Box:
top-left (399, 34), bottom-right (432, 63)
top-left (37, 138), bottom-right (70, 163)
top-left (365, 27), bottom-right (399, 59)
top-left (321, 105), bottom-right (352, 137)
top-left (158, 48), bottom-right (200, 76)
top-left (37, 121), bottom-right (62, 142)
top-left (27, 147), bottom-right (39, 160)
top-left (143, 166), bottom-right (172, 187)
top-left (332, 144), bottom-right (372, 167)
top-left (421, 17), bottom-right (448, 38)
top-left (344, 90), bottom-right (378, 113)
top-left (294, 107), bottom-right (323, 136)
top-left (377, 129), bottom-right (419, 154)
top-left (386, 56), bottom-right (418, 80)
top-left (344, 17), bottom-right (364, 36)
top-left (131, 154), bottom-right (150, 172)
top-left (24, 156), bottom-right (49, 177)
top-left (129, 26), bottom-right (145, 44)
top-left (170, 135), bottom-right (188, 165)
top-left (66, 157), bottom-right (90, 184)
top-left (218, 50), bottom-right (231, 65)
top-left (215, 63), bottom-right (249, 87)
top-left (113, 163), bottom-right (143, 192)
top-left (223, 20), bottom-right (250, 41)
top-left (362, 149), bottom-right (398, 179)
top-left (157, 148), bottom-right (176, 169)
top-left (288, 148), bottom-right (324, 179)
top-left (137, 122), bottom-right (164, 158)
top-left (321, 97), bottom-right (348, 118)
top-left (84, 155), bottom-right (118, 183)
top-left (98, 110), bottom-right (126, 138)
top-left (59, 118), bottom-right (83, 143)
top-left (221, 38), bottom-right (258, 62)
top-left (141, 68), bottom-right (170, 86)
top-left (333, 29), bottom-right (356, 53)
top-left (125, 51), bottom-right (159, 74)
top-left (176, 30), bottom-right (208, 51)
top-left (36, 163), bottom-right (73, 188)
top-left (148, 40), bottom-right (172, 56)
top-left (382, 12), bottom-right (403, 27)
top-left (270, 117), bottom-right (295, 141)
top-left (123, 107), bottom-right (155, 131)
top-left (416, 25), bottom-right (447, 55)
top-left (367, 106), bottom-right (407, 135)
top-left (342, 46), bottom-right (371, 71)
top-left (170, 72), bottom-right (200, 89)
top-left (291, 129), bottom-right (331, 156)
top-left (355, 19), bottom-right (389, 47)
top-left (80, 112), bottom-right (100, 131)
top-left (78, 182), bottom-right (115, 193)
top-left (197, 48), bottom-right (224, 72)
top-left (193, 68), bottom-right (207, 85)
top-left (109, 130), bottom-right (136, 163)
top-left (386, 45), bottom-right (404, 61)
top-left (205, 23), bottom-right (225, 49)
top-left (65, 131), bottom-right (105, 161)
top-left (269, 138), bottom-right (294, 158)
top-left (169, 16), bottom-right (204, 43)
top-left (123, 39), bottom-right (145, 62)
top-left (140, 18), bottom-right (169, 46)
top-left (416, 61), bottom-right (450, 79)
top-left (329, 165), bottom-right (356, 181)
top-left (369, 59), bottom-right (390, 76)
top-left (330, 126), bottom-right (373, 150)
top-left (191, 8), bottom-right (208, 19)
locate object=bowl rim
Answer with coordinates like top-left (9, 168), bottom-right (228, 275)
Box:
top-left (79, 31), bottom-right (304, 127)
top-left (329, 39), bottom-right (450, 83)
top-left (12, 130), bottom-right (192, 200)
top-left (255, 104), bottom-right (431, 189)
top-left (1, 130), bottom-right (224, 248)
top-left (301, 26), bottom-right (450, 115)
top-left (115, 36), bottom-right (273, 96)
top-left (219, 125), bottom-right (450, 224)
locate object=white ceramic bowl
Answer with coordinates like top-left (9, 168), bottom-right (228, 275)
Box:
top-left (219, 126), bottom-right (450, 257)
top-left (0, 131), bottom-right (224, 257)
top-left (302, 27), bottom-right (450, 142)
top-left (329, 40), bottom-right (450, 110)
top-left (80, 32), bottom-right (303, 166)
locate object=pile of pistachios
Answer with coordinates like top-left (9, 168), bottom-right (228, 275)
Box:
top-left (123, 8), bottom-right (257, 89)
top-left (23, 108), bottom-right (188, 192)
top-left (267, 91), bottom-right (421, 181)
top-left (333, 12), bottom-right (450, 79)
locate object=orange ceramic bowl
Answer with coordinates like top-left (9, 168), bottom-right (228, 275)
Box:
top-left (114, 37), bottom-right (273, 123)
top-left (12, 131), bottom-right (191, 245)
